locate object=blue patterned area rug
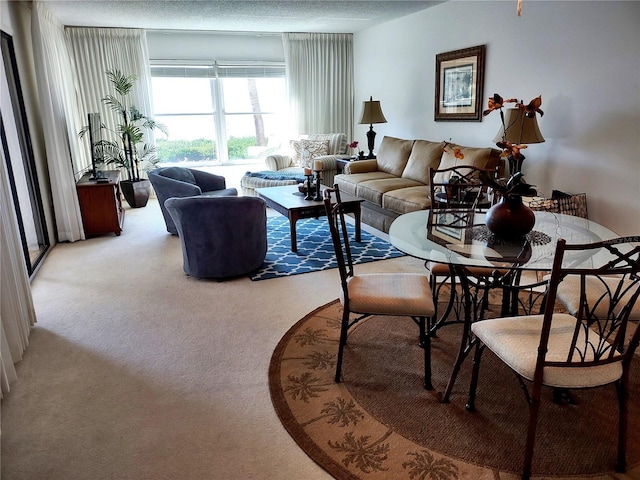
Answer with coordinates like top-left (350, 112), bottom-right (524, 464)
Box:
top-left (249, 216), bottom-right (404, 281)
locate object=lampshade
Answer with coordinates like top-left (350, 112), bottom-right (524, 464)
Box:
top-left (493, 108), bottom-right (545, 145)
top-left (359, 96), bottom-right (387, 125)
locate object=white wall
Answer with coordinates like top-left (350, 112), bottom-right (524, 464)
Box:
top-left (353, 0), bottom-right (640, 236)
top-left (146, 30), bottom-right (284, 62)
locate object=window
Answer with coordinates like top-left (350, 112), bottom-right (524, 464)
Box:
top-left (151, 62), bottom-right (286, 165)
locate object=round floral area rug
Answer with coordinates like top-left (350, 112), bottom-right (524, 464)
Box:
top-left (268, 299), bottom-right (640, 480)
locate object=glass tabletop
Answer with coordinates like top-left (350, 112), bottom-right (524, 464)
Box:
top-left (389, 209), bottom-right (619, 272)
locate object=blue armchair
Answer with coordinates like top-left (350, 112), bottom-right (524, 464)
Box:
top-left (164, 196), bottom-right (267, 279)
top-left (149, 167), bottom-right (238, 234)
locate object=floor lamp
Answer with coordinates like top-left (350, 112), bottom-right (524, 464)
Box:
top-left (359, 96), bottom-right (387, 159)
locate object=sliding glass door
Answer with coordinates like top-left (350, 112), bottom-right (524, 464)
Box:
top-left (1, 31), bottom-right (50, 276)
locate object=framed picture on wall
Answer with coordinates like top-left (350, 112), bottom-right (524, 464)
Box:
top-left (434, 45), bottom-right (485, 121)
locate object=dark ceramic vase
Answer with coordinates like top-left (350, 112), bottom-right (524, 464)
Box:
top-left (120, 179), bottom-right (150, 208)
top-left (485, 194), bottom-right (535, 240)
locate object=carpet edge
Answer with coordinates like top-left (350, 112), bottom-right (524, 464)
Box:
top-left (268, 299), bottom-right (360, 480)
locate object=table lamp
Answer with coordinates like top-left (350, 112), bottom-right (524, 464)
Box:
top-left (359, 96), bottom-right (387, 159)
top-left (493, 107), bottom-right (545, 174)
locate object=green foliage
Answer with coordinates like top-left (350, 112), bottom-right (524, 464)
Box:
top-left (156, 138), bottom-right (215, 162)
top-left (79, 69), bottom-right (167, 181)
top-left (227, 136), bottom-right (257, 159)
top-left (155, 136), bottom-right (258, 162)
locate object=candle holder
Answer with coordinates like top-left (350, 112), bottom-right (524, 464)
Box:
top-left (304, 175), bottom-right (314, 200)
top-left (313, 170), bottom-right (323, 201)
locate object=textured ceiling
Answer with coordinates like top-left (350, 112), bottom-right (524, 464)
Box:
top-left (42, 0), bottom-right (443, 34)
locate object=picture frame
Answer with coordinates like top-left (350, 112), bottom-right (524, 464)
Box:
top-left (434, 45), bottom-right (486, 121)
top-left (428, 209), bottom-right (474, 246)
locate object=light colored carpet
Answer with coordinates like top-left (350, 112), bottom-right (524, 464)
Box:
top-left (0, 198), bottom-right (427, 480)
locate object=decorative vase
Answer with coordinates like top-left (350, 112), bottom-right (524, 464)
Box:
top-left (485, 194), bottom-right (535, 240)
top-left (120, 179), bottom-right (151, 208)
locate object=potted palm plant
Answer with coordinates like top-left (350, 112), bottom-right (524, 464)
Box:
top-left (80, 69), bottom-right (167, 208)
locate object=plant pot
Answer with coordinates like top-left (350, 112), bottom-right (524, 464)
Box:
top-left (485, 194), bottom-right (535, 240)
top-left (120, 179), bottom-right (150, 208)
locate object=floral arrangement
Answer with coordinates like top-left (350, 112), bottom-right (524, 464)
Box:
top-left (483, 94), bottom-right (543, 168)
top-left (348, 140), bottom-right (363, 159)
top-left (480, 93), bottom-right (543, 196)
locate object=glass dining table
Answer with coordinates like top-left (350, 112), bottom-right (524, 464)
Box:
top-left (389, 208), bottom-right (619, 401)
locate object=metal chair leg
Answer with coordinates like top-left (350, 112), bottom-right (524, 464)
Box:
top-left (334, 309), bottom-right (350, 383)
top-left (616, 374), bottom-right (629, 472)
top-left (521, 384), bottom-right (543, 480)
top-left (465, 341), bottom-right (484, 412)
top-left (420, 316), bottom-right (433, 390)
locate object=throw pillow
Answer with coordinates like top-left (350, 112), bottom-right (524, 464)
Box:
top-left (290, 140), bottom-right (302, 166)
top-left (433, 144), bottom-right (493, 183)
top-left (402, 140), bottom-right (446, 183)
top-left (376, 136), bottom-right (414, 176)
top-left (299, 139), bottom-right (329, 168)
top-left (307, 133), bottom-right (347, 155)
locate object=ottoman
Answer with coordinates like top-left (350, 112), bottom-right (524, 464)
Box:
top-left (240, 170), bottom-right (307, 196)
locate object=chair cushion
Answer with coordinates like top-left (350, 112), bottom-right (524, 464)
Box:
top-left (158, 166), bottom-right (197, 184)
top-left (555, 275), bottom-right (640, 320)
top-left (343, 273), bottom-right (435, 317)
top-left (471, 314), bottom-right (624, 388)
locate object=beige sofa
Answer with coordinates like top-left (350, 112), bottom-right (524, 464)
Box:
top-left (334, 136), bottom-right (502, 232)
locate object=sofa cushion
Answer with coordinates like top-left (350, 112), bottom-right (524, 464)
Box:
top-left (401, 140), bottom-right (446, 184)
top-left (433, 145), bottom-right (498, 183)
top-left (382, 185), bottom-right (432, 214)
top-left (299, 139), bottom-right (330, 168)
top-left (334, 172), bottom-right (395, 196)
top-left (376, 136), bottom-right (414, 177)
top-left (356, 177), bottom-right (423, 205)
top-left (308, 133), bottom-right (347, 155)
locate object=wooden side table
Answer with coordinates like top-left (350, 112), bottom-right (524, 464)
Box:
top-left (76, 171), bottom-right (124, 237)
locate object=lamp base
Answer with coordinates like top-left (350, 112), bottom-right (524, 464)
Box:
top-left (508, 153), bottom-right (525, 175)
top-left (366, 125), bottom-right (377, 159)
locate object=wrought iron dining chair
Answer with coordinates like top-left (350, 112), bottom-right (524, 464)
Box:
top-left (323, 185), bottom-right (436, 389)
top-left (465, 236), bottom-right (640, 480)
top-left (427, 165), bottom-right (502, 333)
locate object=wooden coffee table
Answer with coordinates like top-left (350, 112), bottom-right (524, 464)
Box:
top-left (256, 184), bottom-right (364, 252)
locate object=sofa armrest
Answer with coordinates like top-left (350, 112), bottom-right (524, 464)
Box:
top-left (265, 154), bottom-right (293, 171)
top-left (343, 159), bottom-right (378, 174)
top-left (311, 155), bottom-right (338, 172)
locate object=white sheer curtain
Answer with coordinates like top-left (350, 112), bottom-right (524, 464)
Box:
top-left (66, 27), bottom-right (154, 181)
top-left (31, 1), bottom-right (85, 242)
top-left (283, 33), bottom-right (354, 140)
top-left (1, 147), bottom-right (37, 398)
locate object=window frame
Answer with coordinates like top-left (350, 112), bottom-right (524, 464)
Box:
top-left (150, 61), bottom-right (286, 164)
